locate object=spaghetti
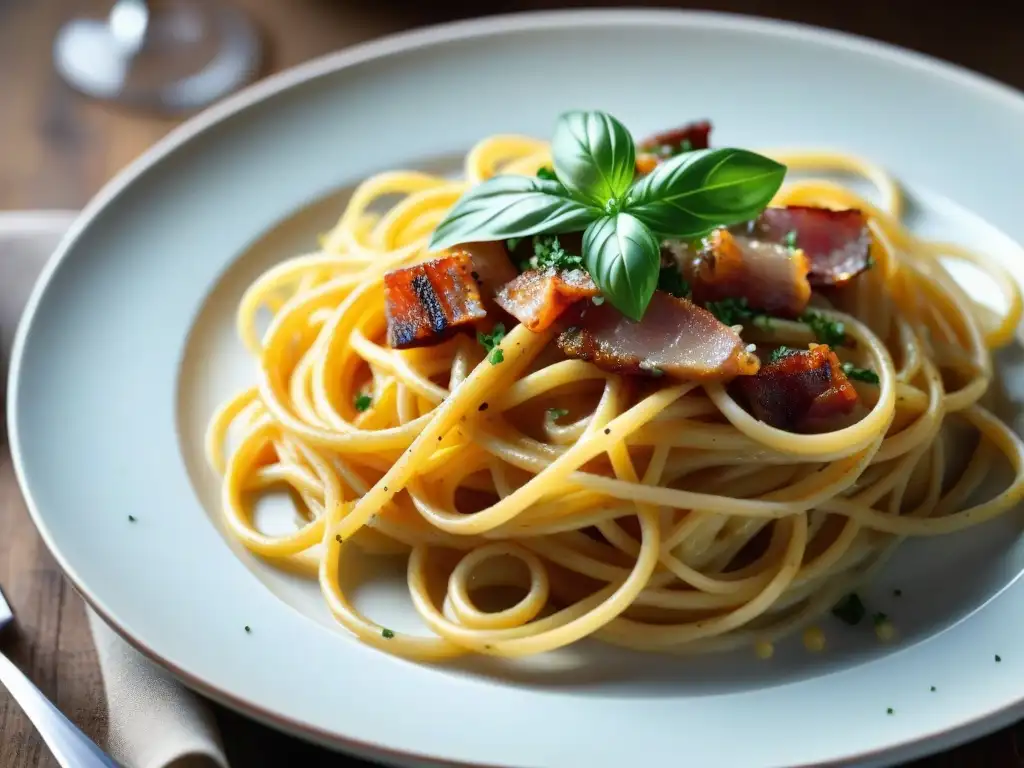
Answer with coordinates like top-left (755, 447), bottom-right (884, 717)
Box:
top-left (206, 130), bottom-right (1024, 661)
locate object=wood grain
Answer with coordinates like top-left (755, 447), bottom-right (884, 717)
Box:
top-left (1, 1), bottom-right (1023, 766)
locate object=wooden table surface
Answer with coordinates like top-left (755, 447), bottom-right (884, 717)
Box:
top-left (1, 1), bottom-right (1023, 766)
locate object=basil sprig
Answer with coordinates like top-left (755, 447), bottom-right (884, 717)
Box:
top-left (429, 175), bottom-right (598, 246)
top-left (551, 111), bottom-right (636, 206)
top-left (582, 213), bottom-right (660, 322)
top-left (429, 110), bottom-right (786, 320)
top-left (625, 148), bottom-right (786, 238)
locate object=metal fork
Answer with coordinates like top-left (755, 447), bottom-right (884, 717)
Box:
top-left (0, 586), bottom-right (120, 767)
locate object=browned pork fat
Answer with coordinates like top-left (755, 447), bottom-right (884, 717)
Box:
top-left (736, 206), bottom-right (872, 287)
top-left (556, 291), bottom-right (760, 381)
top-left (635, 120), bottom-right (712, 175)
top-left (735, 344), bottom-right (859, 431)
top-left (494, 268), bottom-right (600, 332)
top-left (383, 242), bottom-right (516, 349)
top-left (685, 229), bottom-right (812, 319)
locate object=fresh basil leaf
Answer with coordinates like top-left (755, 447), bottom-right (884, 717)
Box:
top-left (582, 213), bottom-right (660, 321)
top-left (551, 111), bottom-right (636, 208)
top-left (429, 175), bottom-right (600, 250)
top-left (625, 148), bottom-right (786, 238)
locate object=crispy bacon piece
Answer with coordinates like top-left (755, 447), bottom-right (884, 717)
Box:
top-left (636, 120), bottom-right (712, 176)
top-left (494, 268), bottom-right (599, 332)
top-left (638, 120), bottom-right (712, 154)
top-left (556, 292), bottom-right (760, 381)
top-left (686, 229), bottom-right (812, 318)
top-left (735, 344), bottom-right (859, 431)
top-left (384, 242), bottom-right (518, 349)
top-left (737, 206), bottom-right (872, 287)
top-left (384, 253), bottom-right (487, 349)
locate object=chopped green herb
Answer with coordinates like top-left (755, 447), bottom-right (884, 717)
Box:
top-left (518, 235), bottom-right (584, 273)
top-left (547, 408), bottom-right (570, 421)
top-left (657, 265), bottom-right (690, 299)
top-left (784, 230), bottom-right (798, 250)
top-left (800, 309), bottom-right (846, 347)
top-left (680, 138), bottom-right (693, 153)
top-left (244, 625), bottom-right (251, 633)
top-left (354, 393), bottom-right (372, 412)
top-left (769, 346), bottom-right (798, 364)
top-left (535, 235), bottom-right (583, 272)
top-left (706, 296), bottom-right (767, 327)
top-left (128, 515), bottom-right (137, 523)
top-left (996, 654), bottom-right (1002, 662)
top-left (930, 686), bottom-right (937, 692)
top-left (887, 707), bottom-right (894, 715)
top-left (866, 253), bottom-right (876, 269)
top-left (478, 324), bottom-right (506, 365)
top-left (831, 593), bottom-right (866, 626)
top-left (381, 628), bottom-right (395, 639)
top-left (506, 237), bottom-right (522, 252)
top-left (477, 324), bottom-right (506, 352)
top-left (872, 612), bottom-right (889, 627)
top-left (841, 362), bottom-right (880, 384)
top-left (536, 166), bottom-right (557, 181)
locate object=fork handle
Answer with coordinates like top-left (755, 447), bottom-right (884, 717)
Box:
top-left (0, 650), bottom-right (120, 767)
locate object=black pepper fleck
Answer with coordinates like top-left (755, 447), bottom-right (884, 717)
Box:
top-left (335, 534), bottom-right (343, 543)
top-left (245, 626), bottom-right (252, 633)
top-left (383, 486), bottom-right (388, 492)
top-left (603, 428), bottom-right (610, 435)
top-left (438, 436), bottom-right (443, 441)
top-left (996, 654), bottom-right (1002, 662)
top-left (478, 402), bottom-right (489, 412)
top-left (893, 589), bottom-right (902, 597)
top-left (930, 686), bottom-right (936, 692)
top-left (128, 515), bottom-right (137, 523)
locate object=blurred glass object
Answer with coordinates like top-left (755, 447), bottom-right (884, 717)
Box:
top-left (53, 0), bottom-right (262, 113)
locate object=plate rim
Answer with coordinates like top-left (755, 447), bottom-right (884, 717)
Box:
top-left (9, 9), bottom-right (1024, 767)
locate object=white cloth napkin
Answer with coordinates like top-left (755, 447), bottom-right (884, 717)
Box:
top-left (1, 211), bottom-right (229, 768)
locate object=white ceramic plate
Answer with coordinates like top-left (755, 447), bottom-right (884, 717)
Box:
top-left (10, 11), bottom-right (1024, 768)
